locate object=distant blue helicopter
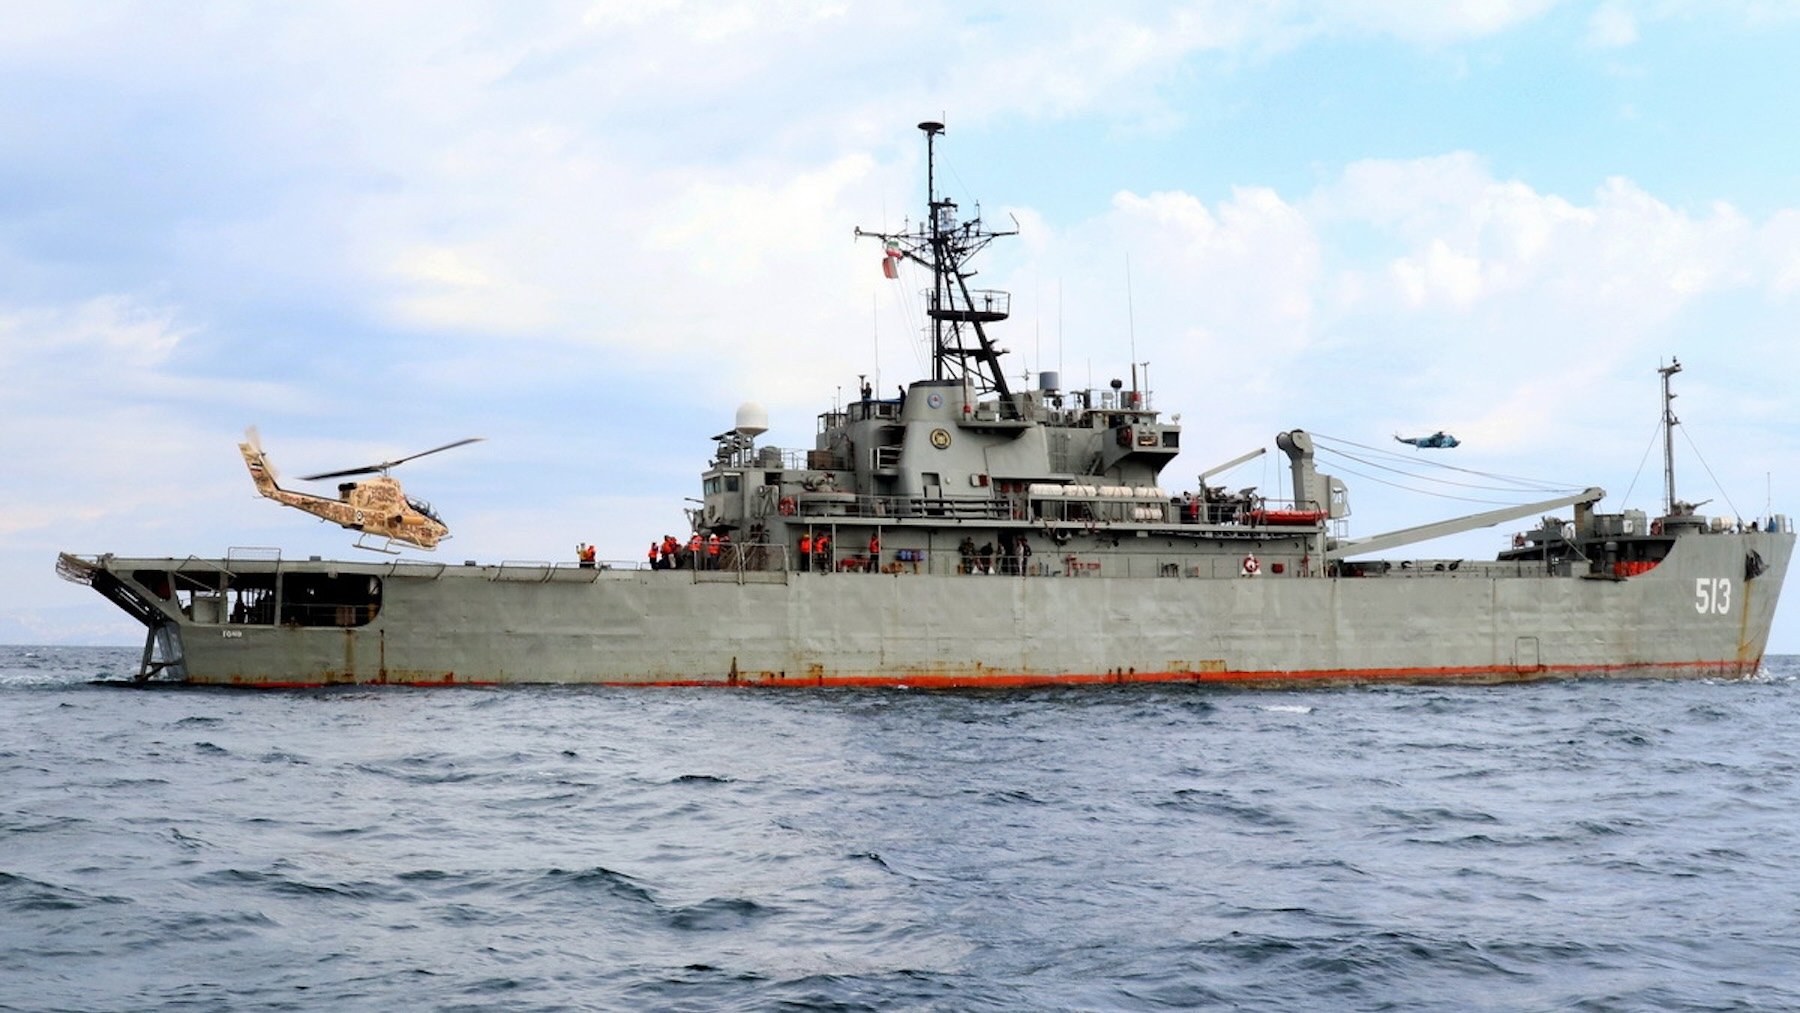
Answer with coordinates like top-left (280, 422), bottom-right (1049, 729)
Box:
top-left (1395, 431), bottom-right (1460, 449)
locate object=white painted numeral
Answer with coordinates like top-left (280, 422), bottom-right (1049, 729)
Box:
top-left (1694, 577), bottom-right (1732, 615)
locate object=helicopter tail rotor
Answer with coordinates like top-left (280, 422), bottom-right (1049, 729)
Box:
top-left (245, 426), bottom-right (277, 480)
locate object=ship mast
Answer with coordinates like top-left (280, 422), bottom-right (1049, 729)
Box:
top-left (1660, 358), bottom-right (1682, 514)
top-left (857, 120), bottom-right (1022, 418)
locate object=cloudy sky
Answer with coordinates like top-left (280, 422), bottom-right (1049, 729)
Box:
top-left (4, 0), bottom-right (1798, 651)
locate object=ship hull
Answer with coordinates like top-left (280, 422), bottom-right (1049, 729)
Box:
top-left (67, 527), bottom-right (1791, 688)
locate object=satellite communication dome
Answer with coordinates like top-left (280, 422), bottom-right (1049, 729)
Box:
top-left (734, 401), bottom-right (769, 438)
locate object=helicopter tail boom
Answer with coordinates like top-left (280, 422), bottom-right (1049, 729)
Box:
top-left (239, 437), bottom-right (282, 499)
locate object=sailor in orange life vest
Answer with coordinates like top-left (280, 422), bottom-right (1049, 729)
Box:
top-left (647, 541), bottom-right (660, 570)
top-left (868, 531), bottom-right (881, 572)
top-left (687, 533), bottom-right (703, 568)
top-left (798, 532), bottom-right (813, 572)
top-left (707, 533), bottom-right (721, 570)
top-left (577, 542), bottom-right (597, 569)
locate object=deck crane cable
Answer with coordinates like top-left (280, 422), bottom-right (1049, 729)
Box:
top-left (1313, 457), bottom-right (1559, 507)
top-left (1310, 440), bottom-right (1585, 509)
top-left (1315, 445), bottom-right (1580, 498)
top-left (1310, 432), bottom-right (1581, 492)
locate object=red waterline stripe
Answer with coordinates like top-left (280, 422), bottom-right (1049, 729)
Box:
top-left (205, 657), bottom-right (1761, 690)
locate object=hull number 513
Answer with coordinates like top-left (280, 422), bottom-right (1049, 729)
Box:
top-left (1695, 577), bottom-right (1733, 615)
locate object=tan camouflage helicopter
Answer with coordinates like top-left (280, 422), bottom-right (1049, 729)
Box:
top-left (237, 428), bottom-right (482, 552)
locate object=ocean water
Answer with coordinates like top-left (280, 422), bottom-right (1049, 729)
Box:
top-left (3, 647), bottom-right (1799, 1012)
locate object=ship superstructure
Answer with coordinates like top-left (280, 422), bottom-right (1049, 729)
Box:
top-left (697, 122), bottom-right (1608, 585)
top-left (58, 123), bottom-right (1792, 687)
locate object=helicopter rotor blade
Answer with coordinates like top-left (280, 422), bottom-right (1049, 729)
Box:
top-left (386, 437), bottom-right (485, 469)
top-left (296, 437), bottom-right (483, 482)
top-left (298, 464), bottom-right (385, 482)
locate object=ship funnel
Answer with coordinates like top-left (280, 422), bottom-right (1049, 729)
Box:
top-left (734, 401), bottom-right (769, 438)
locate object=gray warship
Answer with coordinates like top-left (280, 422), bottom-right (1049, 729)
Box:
top-left (59, 122), bottom-right (1793, 687)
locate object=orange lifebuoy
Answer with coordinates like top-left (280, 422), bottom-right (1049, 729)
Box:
top-left (778, 497), bottom-right (797, 516)
top-left (1241, 553), bottom-right (1261, 577)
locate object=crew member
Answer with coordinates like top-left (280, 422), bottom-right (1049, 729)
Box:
top-left (707, 533), bottom-right (721, 570)
top-left (868, 531), bottom-right (881, 573)
top-left (577, 542), bottom-right (597, 569)
top-left (648, 541), bottom-right (660, 570)
top-left (687, 533), bottom-right (703, 568)
top-left (798, 531), bottom-right (813, 572)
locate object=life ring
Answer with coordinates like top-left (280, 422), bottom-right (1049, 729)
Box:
top-left (1241, 553), bottom-right (1261, 577)
top-left (777, 497), bottom-right (797, 516)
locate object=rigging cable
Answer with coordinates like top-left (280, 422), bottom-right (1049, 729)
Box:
top-left (1309, 432), bottom-right (1582, 492)
top-left (1312, 458), bottom-right (1570, 507)
top-left (1315, 445), bottom-right (1578, 498)
top-left (1305, 432), bottom-right (1587, 508)
top-left (1618, 415), bottom-right (1663, 510)
top-left (1680, 423), bottom-right (1743, 521)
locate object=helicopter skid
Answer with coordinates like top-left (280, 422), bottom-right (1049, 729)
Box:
top-left (352, 534), bottom-right (402, 555)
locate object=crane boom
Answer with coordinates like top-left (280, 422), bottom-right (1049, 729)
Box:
top-left (1328, 487), bottom-right (1605, 560)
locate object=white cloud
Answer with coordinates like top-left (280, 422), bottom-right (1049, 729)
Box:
top-left (4, 2), bottom-right (1799, 650)
top-left (0, 295), bottom-right (187, 372)
top-left (1761, 209), bottom-right (1800, 298)
top-left (1588, 1), bottom-right (1641, 46)
top-left (1301, 0), bottom-right (1565, 44)
top-left (993, 153), bottom-right (1795, 482)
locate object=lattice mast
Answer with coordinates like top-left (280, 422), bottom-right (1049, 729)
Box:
top-left (857, 121), bottom-right (1022, 418)
top-left (1660, 358), bottom-right (1682, 514)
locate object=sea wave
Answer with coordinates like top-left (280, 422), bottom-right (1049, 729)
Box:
top-left (3, 647), bottom-right (1799, 1010)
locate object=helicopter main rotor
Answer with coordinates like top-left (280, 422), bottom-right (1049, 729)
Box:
top-left (299, 437), bottom-right (484, 482)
